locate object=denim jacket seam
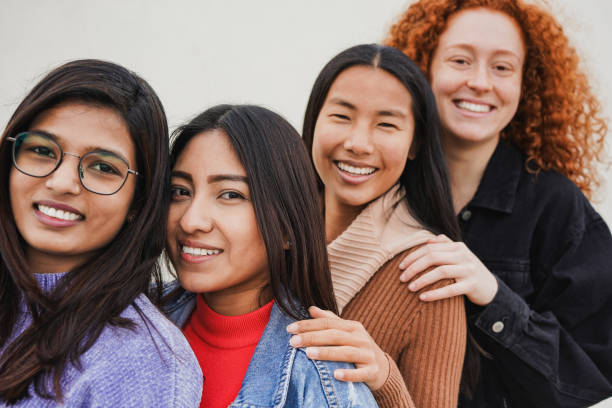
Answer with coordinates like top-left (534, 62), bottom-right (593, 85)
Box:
top-left (312, 358), bottom-right (340, 407)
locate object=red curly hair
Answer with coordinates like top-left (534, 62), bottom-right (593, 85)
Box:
top-left (385, 0), bottom-right (607, 197)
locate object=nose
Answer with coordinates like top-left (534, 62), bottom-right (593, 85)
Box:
top-left (44, 154), bottom-right (81, 195)
top-left (343, 122), bottom-right (374, 155)
top-left (178, 197), bottom-right (214, 235)
top-left (466, 64), bottom-right (493, 93)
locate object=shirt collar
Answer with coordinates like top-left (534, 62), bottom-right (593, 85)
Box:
top-left (468, 139), bottom-right (523, 214)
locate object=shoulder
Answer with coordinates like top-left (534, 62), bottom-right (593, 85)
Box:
top-left (65, 295), bottom-right (202, 406)
top-left (289, 349), bottom-right (377, 407)
top-left (521, 169), bottom-right (606, 238)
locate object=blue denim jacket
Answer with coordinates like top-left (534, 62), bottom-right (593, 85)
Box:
top-left (162, 281), bottom-right (377, 407)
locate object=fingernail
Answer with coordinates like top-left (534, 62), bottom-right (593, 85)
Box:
top-left (306, 347), bottom-right (318, 358)
top-left (399, 262), bottom-right (406, 270)
top-left (409, 283), bottom-right (417, 291)
top-left (400, 274), bottom-right (408, 282)
top-left (289, 335), bottom-right (302, 347)
top-left (335, 370), bottom-right (344, 380)
top-left (420, 293), bottom-right (429, 301)
top-left (286, 323), bottom-right (298, 333)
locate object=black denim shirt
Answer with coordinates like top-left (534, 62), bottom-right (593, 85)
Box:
top-left (458, 141), bottom-right (612, 408)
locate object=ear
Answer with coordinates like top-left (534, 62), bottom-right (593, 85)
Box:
top-left (126, 211), bottom-right (137, 224)
top-left (283, 239), bottom-right (292, 250)
top-left (407, 138), bottom-right (419, 160)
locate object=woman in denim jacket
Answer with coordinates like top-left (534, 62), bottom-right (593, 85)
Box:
top-left (162, 104), bottom-right (376, 408)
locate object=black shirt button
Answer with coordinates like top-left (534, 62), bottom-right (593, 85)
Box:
top-left (461, 210), bottom-right (472, 221)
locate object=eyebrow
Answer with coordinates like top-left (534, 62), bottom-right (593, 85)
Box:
top-left (171, 170), bottom-right (192, 183)
top-left (445, 43), bottom-right (523, 60)
top-left (328, 97), bottom-right (408, 119)
top-left (208, 174), bottom-right (248, 184)
top-left (29, 129), bottom-right (131, 162)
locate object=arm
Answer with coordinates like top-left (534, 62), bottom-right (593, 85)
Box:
top-left (399, 208), bottom-right (612, 406)
top-left (400, 282), bottom-right (466, 408)
top-left (468, 213), bottom-right (612, 407)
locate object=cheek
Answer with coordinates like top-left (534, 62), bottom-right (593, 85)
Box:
top-left (312, 122), bottom-right (341, 172)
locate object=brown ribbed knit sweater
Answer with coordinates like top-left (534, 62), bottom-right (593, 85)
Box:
top-left (329, 186), bottom-right (467, 407)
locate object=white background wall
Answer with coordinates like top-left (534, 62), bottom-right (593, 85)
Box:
top-left (1, 2), bottom-right (610, 404)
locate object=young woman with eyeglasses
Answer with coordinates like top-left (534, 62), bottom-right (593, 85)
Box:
top-left (0, 60), bottom-right (202, 406)
top-left (162, 104), bottom-right (376, 407)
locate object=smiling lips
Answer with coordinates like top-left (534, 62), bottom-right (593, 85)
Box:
top-left (180, 243), bottom-right (223, 263)
top-left (454, 100), bottom-right (494, 113)
top-left (335, 160), bottom-right (377, 185)
top-left (34, 202), bottom-right (84, 227)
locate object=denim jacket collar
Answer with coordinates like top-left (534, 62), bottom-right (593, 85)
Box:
top-left (469, 140), bottom-right (523, 214)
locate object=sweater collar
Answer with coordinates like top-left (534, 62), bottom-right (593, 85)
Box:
top-left (189, 294), bottom-right (273, 348)
top-left (327, 184), bottom-right (434, 313)
top-left (33, 272), bottom-right (68, 293)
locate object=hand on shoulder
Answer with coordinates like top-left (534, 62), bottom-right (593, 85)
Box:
top-left (399, 235), bottom-right (498, 306)
top-left (286, 306), bottom-right (390, 391)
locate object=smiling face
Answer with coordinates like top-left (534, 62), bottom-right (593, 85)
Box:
top-left (430, 7), bottom-right (525, 149)
top-left (312, 65), bottom-right (415, 221)
top-left (9, 102), bottom-right (137, 273)
top-left (167, 129), bottom-right (270, 313)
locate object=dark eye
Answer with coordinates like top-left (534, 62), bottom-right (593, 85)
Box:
top-left (30, 146), bottom-right (56, 158)
top-left (90, 162), bottom-right (120, 175)
top-left (170, 186), bottom-right (190, 201)
top-left (220, 191), bottom-right (245, 200)
top-left (451, 58), bottom-right (470, 66)
top-left (331, 113), bottom-right (350, 121)
top-left (378, 122), bottom-right (398, 129)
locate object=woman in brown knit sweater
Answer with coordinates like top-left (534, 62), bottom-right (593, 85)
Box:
top-left (286, 44), bottom-right (467, 407)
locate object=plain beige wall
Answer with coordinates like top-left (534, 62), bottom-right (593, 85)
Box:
top-left (1, 1), bottom-right (611, 407)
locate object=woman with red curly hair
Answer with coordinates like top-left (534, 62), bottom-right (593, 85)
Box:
top-left (385, 0), bottom-right (612, 407)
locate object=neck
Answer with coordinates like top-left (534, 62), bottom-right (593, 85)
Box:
top-left (323, 189), bottom-right (365, 244)
top-left (204, 284), bottom-right (273, 316)
top-left (26, 247), bottom-right (90, 274)
top-left (443, 134), bottom-right (499, 213)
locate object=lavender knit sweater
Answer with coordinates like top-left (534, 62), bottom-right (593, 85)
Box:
top-left (1, 273), bottom-right (202, 407)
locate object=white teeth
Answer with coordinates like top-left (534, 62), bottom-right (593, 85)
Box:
top-left (337, 161), bottom-right (376, 176)
top-left (38, 205), bottom-right (81, 221)
top-left (456, 101), bottom-right (492, 113)
top-left (182, 246), bottom-right (221, 256)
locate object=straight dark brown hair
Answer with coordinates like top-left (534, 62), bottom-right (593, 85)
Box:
top-left (0, 59), bottom-right (170, 403)
top-left (169, 104), bottom-right (338, 319)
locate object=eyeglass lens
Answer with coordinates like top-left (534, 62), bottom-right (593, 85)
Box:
top-left (12, 132), bottom-right (130, 195)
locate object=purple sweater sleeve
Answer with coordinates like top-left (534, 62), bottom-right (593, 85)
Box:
top-left (6, 291), bottom-right (202, 407)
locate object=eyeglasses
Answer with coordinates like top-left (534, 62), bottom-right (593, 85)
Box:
top-left (7, 131), bottom-right (139, 195)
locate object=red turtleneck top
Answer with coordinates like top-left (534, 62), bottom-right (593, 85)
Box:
top-left (182, 294), bottom-right (273, 408)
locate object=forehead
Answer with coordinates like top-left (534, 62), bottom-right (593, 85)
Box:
top-left (174, 129), bottom-right (246, 177)
top-left (439, 8), bottom-right (525, 58)
top-left (325, 66), bottom-right (412, 112)
top-left (28, 102), bottom-right (135, 161)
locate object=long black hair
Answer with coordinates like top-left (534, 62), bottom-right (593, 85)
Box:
top-left (169, 104), bottom-right (337, 319)
top-left (0, 59), bottom-right (170, 403)
top-left (303, 44), bottom-right (484, 396)
top-left (302, 44), bottom-right (460, 241)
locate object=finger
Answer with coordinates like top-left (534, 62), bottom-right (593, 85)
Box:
top-left (399, 242), bottom-right (460, 279)
top-left (419, 281), bottom-right (468, 302)
top-left (400, 248), bottom-right (458, 283)
top-left (286, 315), bottom-right (358, 334)
top-left (305, 345), bottom-right (374, 364)
top-left (334, 367), bottom-right (375, 383)
top-left (408, 265), bottom-right (458, 292)
top-left (308, 305), bottom-right (339, 319)
top-left (289, 328), bottom-right (362, 348)
top-left (427, 234), bottom-right (451, 244)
